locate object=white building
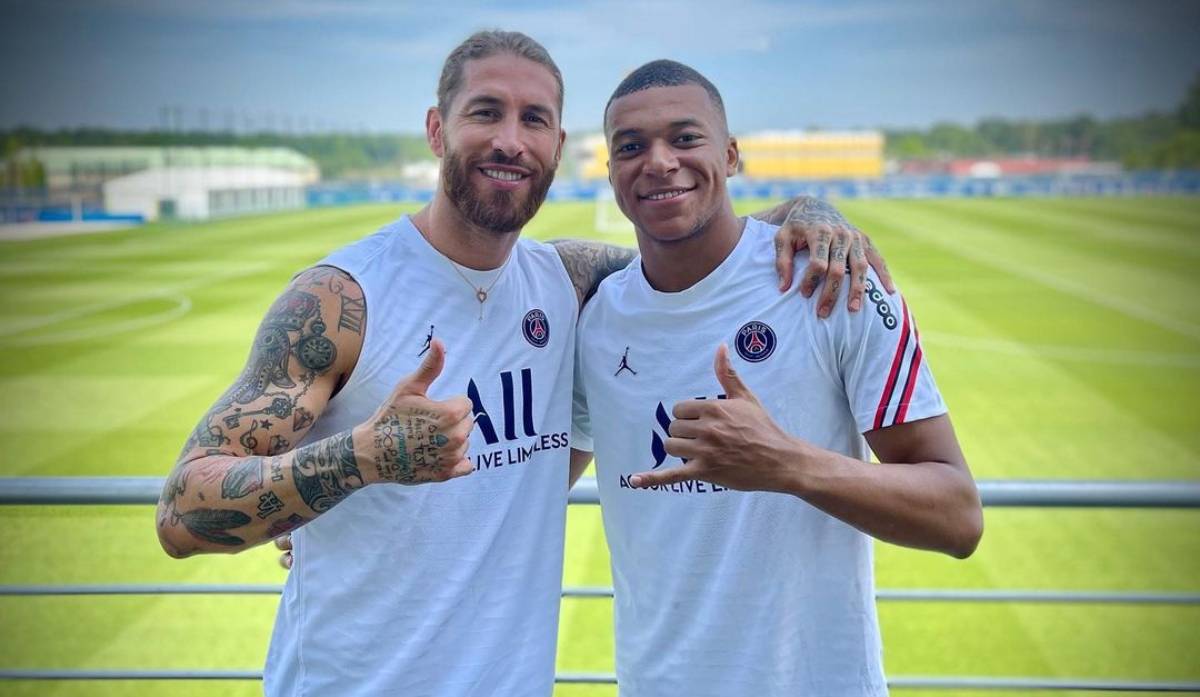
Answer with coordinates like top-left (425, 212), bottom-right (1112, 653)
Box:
top-left (103, 166), bottom-right (309, 221)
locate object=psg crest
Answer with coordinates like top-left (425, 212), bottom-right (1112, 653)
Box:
top-left (522, 309), bottom-right (550, 348)
top-left (735, 321), bottom-right (776, 362)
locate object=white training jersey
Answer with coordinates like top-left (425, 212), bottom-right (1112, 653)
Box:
top-left (264, 215), bottom-right (578, 697)
top-left (573, 217), bottom-right (946, 697)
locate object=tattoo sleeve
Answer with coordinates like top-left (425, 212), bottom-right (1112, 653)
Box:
top-left (157, 267), bottom-right (367, 557)
top-left (550, 239), bottom-right (637, 307)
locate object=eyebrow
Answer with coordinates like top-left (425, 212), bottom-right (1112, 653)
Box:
top-left (611, 118), bottom-right (706, 141)
top-left (461, 94), bottom-right (556, 121)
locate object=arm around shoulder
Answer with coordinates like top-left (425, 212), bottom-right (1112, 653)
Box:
top-left (550, 239), bottom-right (636, 308)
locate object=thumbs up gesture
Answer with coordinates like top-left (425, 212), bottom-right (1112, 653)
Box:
top-left (357, 339), bottom-right (476, 485)
top-left (629, 344), bottom-right (808, 493)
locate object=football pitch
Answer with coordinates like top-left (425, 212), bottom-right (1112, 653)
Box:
top-left (0, 196), bottom-right (1197, 696)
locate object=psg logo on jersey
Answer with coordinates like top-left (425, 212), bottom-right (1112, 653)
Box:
top-left (522, 309), bottom-right (550, 348)
top-left (735, 321), bottom-right (777, 362)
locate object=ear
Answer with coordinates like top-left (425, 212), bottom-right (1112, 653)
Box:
top-left (554, 128), bottom-right (566, 166)
top-left (725, 135), bottom-right (739, 178)
top-left (426, 107), bottom-right (445, 158)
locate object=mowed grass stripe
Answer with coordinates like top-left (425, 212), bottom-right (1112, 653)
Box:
top-left (847, 201), bottom-right (1200, 344)
top-left (999, 198), bottom-right (1200, 255)
top-left (921, 197), bottom-right (1200, 271)
top-left (845, 202), bottom-right (1200, 471)
top-left (885, 285), bottom-right (1199, 480)
top-left (1035, 195), bottom-right (1200, 230)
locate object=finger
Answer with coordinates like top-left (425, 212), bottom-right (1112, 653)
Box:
top-left (773, 234), bottom-right (795, 292)
top-left (448, 458), bottom-right (474, 479)
top-left (713, 344), bottom-right (754, 401)
top-left (442, 395), bottom-right (474, 423)
top-left (397, 338), bottom-right (445, 396)
top-left (671, 399), bottom-right (715, 421)
top-left (799, 225), bottom-right (833, 297)
top-left (817, 229), bottom-right (849, 318)
top-left (663, 435), bottom-right (703, 460)
top-left (847, 234), bottom-right (868, 312)
top-left (629, 463), bottom-right (701, 489)
top-left (279, 551), bottom-right (293, 570)
top-left (448, 417), bottom-right (475, 444)
top-left (273, 534), bottom-right (292, 552)
top-left (865, 236), bottom-right (895, 294)
top-left (667, 418), bottom-right (703, 439)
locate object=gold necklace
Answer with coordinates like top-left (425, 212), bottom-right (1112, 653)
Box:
top-left (447, 257), bottom-right (508, 320)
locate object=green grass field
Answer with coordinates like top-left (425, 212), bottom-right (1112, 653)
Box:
top-left (0, 197), bottom-right (1198, 696)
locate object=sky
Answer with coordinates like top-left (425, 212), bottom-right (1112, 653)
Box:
top-left (1, 0), bottom-right (1198, 136)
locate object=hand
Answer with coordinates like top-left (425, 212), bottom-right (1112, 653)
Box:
top-left (629, 345), bottom-right (812, 493)
top-left (275, 534), bottom-right (292, 570)
top-left (772, 197), bottom-right (895, 317)
top-left (358, 339), bottom-right (475, 485)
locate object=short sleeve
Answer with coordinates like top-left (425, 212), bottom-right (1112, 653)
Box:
top-left (842, 274), bottom-right (947, 434)
top-left (571, 324), bottom-right (595, 453)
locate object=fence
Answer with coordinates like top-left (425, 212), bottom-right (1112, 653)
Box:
top-left (2, 476), bottom-right (1199, 692)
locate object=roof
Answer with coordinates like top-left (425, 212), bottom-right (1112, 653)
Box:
top-left (102, 166), bottom-right (309, 196)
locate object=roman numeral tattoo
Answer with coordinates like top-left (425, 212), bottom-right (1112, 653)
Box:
top-left (338, 295), bottom-right (365, 334)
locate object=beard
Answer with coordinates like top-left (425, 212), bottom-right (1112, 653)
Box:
top-left (442, 149), bottom-right (555, 234)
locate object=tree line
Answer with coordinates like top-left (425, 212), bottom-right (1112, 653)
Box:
top-left (884, 75), bottom-right (1199, 169)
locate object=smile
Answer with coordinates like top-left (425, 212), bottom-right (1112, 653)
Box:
top-left (640, 187), bottom-right (694, 201)
top-left (481, 168), bottom-right (527, 182)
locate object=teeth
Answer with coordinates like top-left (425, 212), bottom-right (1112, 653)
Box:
top-left (647, 190), bottom-right (686, 201)
top-left (482, 169), bottom-right (523, 182)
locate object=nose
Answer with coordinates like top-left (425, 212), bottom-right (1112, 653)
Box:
top-left (643, 140), bottom-right (678, 178)
top-left (490, 115), bottom-right (524, 160)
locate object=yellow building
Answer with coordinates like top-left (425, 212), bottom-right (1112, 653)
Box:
top-left (576, 130), bottom-right (884, 181)
top-left (739, 131), bottom-right (883, 180)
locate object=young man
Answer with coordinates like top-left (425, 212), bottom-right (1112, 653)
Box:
top-left (571, 61), bottom-right (983, 696)
top-left (157, 32), bottom-right (891, 696)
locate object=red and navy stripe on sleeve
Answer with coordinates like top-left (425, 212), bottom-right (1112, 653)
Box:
top-left (872, 298), bottom-right (924, 430)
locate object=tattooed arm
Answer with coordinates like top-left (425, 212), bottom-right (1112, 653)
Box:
top-left (550, 240), bottom-right (637, 308)
top-left (750, 197), bottom-right (895, 316)
top-left (156, 267), bottom-right (473, 558)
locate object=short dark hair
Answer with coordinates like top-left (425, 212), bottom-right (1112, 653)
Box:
top-left (604, 59), bottom-right (727, 133)
top-left (437, 30), bottom-right (564, 118)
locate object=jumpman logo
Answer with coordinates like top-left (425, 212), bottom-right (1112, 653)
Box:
top-left (418, 325), bottom-right (434, 357)
top-left (614, 347), bottom-right (637, 376)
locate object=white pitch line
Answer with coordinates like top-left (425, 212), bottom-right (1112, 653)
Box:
top-left (1, 293), bottom-right (193, 346)
top-left (882, 213), bottom-right (1200, 344)
top-left (0, 262), bottom-right (273, 340)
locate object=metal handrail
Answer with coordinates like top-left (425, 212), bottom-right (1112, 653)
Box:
top-left (2, 584), bottom-right (1197, 605)
top-left (1, 670), bottom-right (1197, 691)
top-left (3, 476), bottom-right (1200, 507)
top-left (2, 475), bottom-right (1198, 692)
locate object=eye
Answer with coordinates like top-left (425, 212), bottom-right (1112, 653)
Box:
top-left (470, 109), bottom-right (500, 120)
top-left (523, 113), bottom-right (549, 125)
top-left (615, 142), bottom-right (642, 155)
top-left (676, 133), bottom-right (703, 145)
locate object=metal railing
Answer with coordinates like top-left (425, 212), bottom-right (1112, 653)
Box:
top-left (2, 476), bottom-right (1199, 692)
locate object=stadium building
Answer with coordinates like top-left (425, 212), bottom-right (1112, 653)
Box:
top-left (103, 166), bottom-right (310, 221)
top-left (3, 145), bottom-right (319, 223)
